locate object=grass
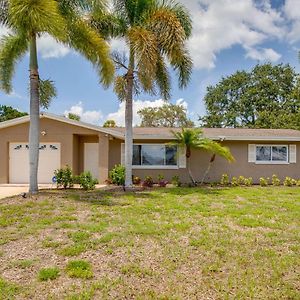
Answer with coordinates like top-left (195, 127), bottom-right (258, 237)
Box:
top-left (66, 260), bottom-right (93, 279)
top-left (38, 267), bottom-right (60, 281)
top-left (0, 186), bottom-right (299, 299)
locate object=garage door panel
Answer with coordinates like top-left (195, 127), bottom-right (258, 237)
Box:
top-left (9, 143), bottom-right (61, 184)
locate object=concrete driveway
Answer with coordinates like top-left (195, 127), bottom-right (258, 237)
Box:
top-left (0, 184), bottom-right (54, 199)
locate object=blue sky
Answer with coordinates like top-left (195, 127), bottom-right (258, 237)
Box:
top-left (1, 0), bottom-right (300, 126)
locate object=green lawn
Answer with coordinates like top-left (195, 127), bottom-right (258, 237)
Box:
top-left (0, 187), bottom-right (299, 299)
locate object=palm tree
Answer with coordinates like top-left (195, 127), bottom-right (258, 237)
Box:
top-left (0, 0), bottom-right (114, 194)
top-left (91, 0), bottom-right (192, 187)
top-left (171, 128), bottom-right (234, 186)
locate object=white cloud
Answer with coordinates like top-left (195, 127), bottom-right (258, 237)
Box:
top-left (245, 47), bottom-right (281, 62)
top-left (106, 98), bottom-right (189, 126)
top-left (37, 34), bottom-right (71, 58)
top-left (184, 0), bottom-right (284, 69)
top-left (284, 0), bottom-right (300, 43)
top-left (64, 102), bottom-right (103, 125)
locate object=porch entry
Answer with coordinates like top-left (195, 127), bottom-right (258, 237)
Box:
top-left (84, 143), bottom-right (99, 179)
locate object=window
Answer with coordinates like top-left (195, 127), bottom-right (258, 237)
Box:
top-left (132, 144), bottom-right (177, 167)
top-left (256, 145), bottom-right (288, 163)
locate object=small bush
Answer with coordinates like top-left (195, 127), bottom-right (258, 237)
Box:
top-left (38, 267), bottom-right (60, 281)
top-left (78, 171), bottom-right (98, 190)
top-left (109, 164), bottom-right (125, 186)
top-left (244, 177), bottom-right (253, 186)
top-left (259, 177), bottom-right (269, 187)
top-left (272, 174), bottom-right (281, 186)
top-left (54, 165), bottom-right (73, 189)
top-left (66, 260), bottom-right (93, 279)
top-left (171, 175), bottom-right (181, 187)
top-left (237, 176), bottom-right (246, 186)
top-left (231, 176), bottom-right (238, 187)
top-left (296, 180), bottom-right (300, 186)
top-left (283, 176), bottom-right (296, 187)
top-left (132, 176), bottom-right (141, 185)
top-left (220, 174), bottom-right (229, 186)
top-left (157, 174), bottom-right (168, 187)
top-left (142, 176), bottom-right (154, 187)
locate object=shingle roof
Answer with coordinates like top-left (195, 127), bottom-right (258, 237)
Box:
top-left (107, 127), bottom-right (300, 141)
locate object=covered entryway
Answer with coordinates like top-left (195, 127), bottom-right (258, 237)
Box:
top-left (9, 143), bottom-right (61, 183)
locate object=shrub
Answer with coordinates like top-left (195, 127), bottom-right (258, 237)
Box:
top-left (132, 176), bottom-right (141, 185)
top-left (78, 172), bottom-right (98, 190)
top-left (272, 174), bottom-right (281, 186)
top-left (66, 260), bottom-right (93, 279)
top-left (157, 174), bottom-right (168, 187)
top-left (237, 176), bottom-right (246, 186)
top-left (171, 175), bottom-right (181, 187)
top-left (54, 165), bottom-right (73, 189)
top-left (296, 180), bottom-right (300, 186)
top-left (283, 176), bottom-right (296, 187)
top-left (38, 267), bottom-right (60, 281)
top-left (259, 177), bottom-right (269, 187)
top-left (142, 176), bottom-right (154, 187)
top-left (109, 164), bottom-right (125, 186)
top-left (220, 174), bottom-right (229, 186)
top-left (231, 176), bottom-right (238, 187)
top-left (244, 177), bottom-right (253, 186)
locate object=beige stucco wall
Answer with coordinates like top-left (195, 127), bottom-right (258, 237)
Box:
top-left (1, 118), bottom-right (300, 184)
top-left (0, 118), bottom-right (101, 183)
top-left (108, 139), bottom-right (300, 183)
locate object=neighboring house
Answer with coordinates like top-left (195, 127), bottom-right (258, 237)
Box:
top-left (0, 112), bottom-right (299, 184)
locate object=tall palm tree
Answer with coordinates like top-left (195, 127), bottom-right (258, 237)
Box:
top-left (171, 128), bottom-right (234, 186)
top-left (91, 0), bottom-right (193, 187)
top-left (0, 0), bottom-right (114, 194)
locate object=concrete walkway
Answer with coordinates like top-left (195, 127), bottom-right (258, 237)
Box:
top-left (0, 184), bottom-right (54, 199)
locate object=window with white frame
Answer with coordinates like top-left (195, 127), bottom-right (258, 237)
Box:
top-left (256, 145), bottom-right (288, 163)
top-left (132, 144), bottom-right (178, 166)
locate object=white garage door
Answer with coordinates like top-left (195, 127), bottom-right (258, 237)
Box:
top-left (9, 143), bottom-right (61, 184)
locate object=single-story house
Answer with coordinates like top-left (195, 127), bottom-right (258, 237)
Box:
top-left (0, 112), bottom-right (299, 184)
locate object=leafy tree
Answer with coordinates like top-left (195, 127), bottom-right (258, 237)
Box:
top-left (103, 119), bottom-right (116, 127)
top-left (138, 103), bottom-right (194, 127)
top-left (0, 0), bottom-right (114, 194)
top-left (200, 63), bottom-right (300, 129)
top-left (92, 0), bottom-right (193, 186)
top-left (0, 104), bottom-right (27, 122)
top-left (67, 113), bottom-right (80, 121)
top-left (171, 128), bottom-right (234, 186)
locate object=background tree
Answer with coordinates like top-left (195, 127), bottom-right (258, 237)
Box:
top-left (171, 128), bottom-right (234, 186)
top-left (103, 119), bottom-right (116, 127)
top-left (0, 104), bottom-right (27, 121)
top-left (200, 63), bottom-right (300, 129)
top-left (92, 0), bottom-right (192, 186)
top-left (138, 103), bottom-right (194, 127)
top-left (0, 0), bottom-right (114, 194)
top-left (67, 113), bottom-right (80, 121)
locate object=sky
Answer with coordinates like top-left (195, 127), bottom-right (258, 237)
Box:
top-left (1, 0), bottom-right (300, 126)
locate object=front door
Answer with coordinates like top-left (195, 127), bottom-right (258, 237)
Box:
top-left (84, 143), bottom-right (99, 179)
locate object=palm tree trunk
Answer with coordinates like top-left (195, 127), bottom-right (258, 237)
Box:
top-left (124, 50), bottom-right (134, 187)
top-left (28, 33), bottom-right (40, 194)
top-left (187, 156), bottom-right (196, 186)
top-left (201, 154), bottom-right (216, 185)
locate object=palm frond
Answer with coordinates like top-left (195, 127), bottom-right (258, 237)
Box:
top-left (128, 26), bottom-right (157, 91)
top-left (39, 79), bottom-right (57, 109)
top-left (155, 53), bottom-right (171, 100)
top-left (66, 17), bottom-right (114, 87)
top-left (0, 0), bottom-right (9, 26)
top-left (114, 75), bottom-right (127, 101)
top-left (0, 32), bottom-right (28, 93)
top-left (9, 0), bottom-right (67, 40)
